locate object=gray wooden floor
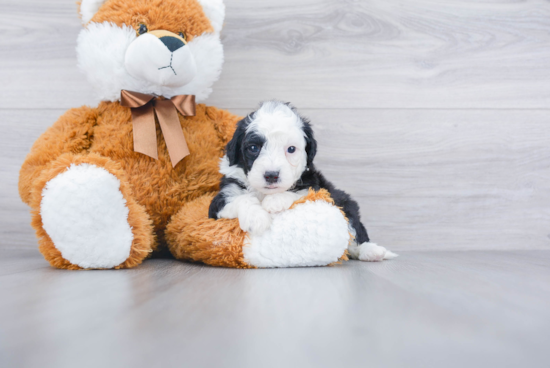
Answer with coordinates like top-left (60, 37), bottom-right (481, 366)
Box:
top-left (1, 248), bottom-right (550, 368)
top-left (1, 1), bottom-right (550, 366)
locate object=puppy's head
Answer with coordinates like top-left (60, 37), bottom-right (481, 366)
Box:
top-left (224, 101), bottom-right (317, 194)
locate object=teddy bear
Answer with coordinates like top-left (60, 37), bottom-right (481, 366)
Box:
top-left (18, 0), bottom-right (391, 270)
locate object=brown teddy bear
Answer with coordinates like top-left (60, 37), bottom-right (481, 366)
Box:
top-left (18, 0), bottom-right (392, 270)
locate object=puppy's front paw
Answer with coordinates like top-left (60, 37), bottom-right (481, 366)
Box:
top-left (262, 192), bottom-right (297, 214)
top-left (238, 206), bottom-right (272, 235)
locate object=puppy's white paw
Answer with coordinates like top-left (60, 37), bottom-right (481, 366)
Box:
top-left (238, 206), bottom-right (272, 235)
top-left (261, 192), bottom-right (298, 214)
top-left (348, 242), bottom-right (398, 262)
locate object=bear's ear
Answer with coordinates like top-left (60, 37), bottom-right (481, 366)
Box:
top-left (79, 0), bottom-right (108, 24)
top-left (197, 0), bottom-right (226, 34)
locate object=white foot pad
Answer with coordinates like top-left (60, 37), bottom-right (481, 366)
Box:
top-left (41, 164), bottom-right (134, 269)
top-left (243, 200), bottom-right (350, 268)
top-left (348, 242), bottom-right (398, 262)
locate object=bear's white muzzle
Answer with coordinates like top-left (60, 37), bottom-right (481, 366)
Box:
top-left (125, 32), bottom-right (197, 88)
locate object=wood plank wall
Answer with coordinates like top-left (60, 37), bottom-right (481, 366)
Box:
top-left (1, 0), bottom-right (549, 251)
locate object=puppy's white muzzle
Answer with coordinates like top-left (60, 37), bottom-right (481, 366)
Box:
top-left (125, 32), bottom-right (197, 88)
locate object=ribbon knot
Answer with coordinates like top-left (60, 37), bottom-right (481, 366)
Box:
top-left (120, 90), bottom-right (196, 168)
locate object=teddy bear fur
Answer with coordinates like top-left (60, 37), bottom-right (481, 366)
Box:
top-left (166, 189), bottom-right (349, 269)
top-left (18, 0), bottom-right (351, 270)
top-left (19, 102), bottom-right (240, 269)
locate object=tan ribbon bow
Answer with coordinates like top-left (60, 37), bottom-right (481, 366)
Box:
top-left (120, 90), bottom-right (196, 168)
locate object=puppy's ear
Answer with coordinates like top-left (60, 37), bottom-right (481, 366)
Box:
top-left (225, 117), bottom-right (248, 166)
top-left (303, 121), bottom-right (317, 165)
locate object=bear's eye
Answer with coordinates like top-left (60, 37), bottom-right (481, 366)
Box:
top-left (178, 32), bottom-right (187, 41)
top-left (287, 146), bottom-right (296, 154)
top-left (138, 24), bottom-right (148, 35)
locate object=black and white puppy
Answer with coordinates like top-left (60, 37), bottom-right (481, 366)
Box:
top-left (209, 101), bottom-right (397, 261)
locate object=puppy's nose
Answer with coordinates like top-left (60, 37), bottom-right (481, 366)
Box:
top-left (159, 36), bottom-right (185, 52)
top-left (264, 171), bottom-right (280, 184)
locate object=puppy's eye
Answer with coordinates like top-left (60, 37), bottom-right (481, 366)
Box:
top-left (248, 145), bottom-right (260, 153)
top-left (178, 32), bottom-right (187, 41)
top-left (138, 24), bottom-right (148, 35)
top-left (287, 146), bottom-right (296, 154)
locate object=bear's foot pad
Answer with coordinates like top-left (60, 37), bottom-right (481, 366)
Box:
top-left (41, 164), bottom-right (134, 269)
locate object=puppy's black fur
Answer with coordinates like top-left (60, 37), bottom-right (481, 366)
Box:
top-left (208, 114), bottom-right (259, 220)
top-left (225, 113), bottom-right (264, 174)
top-left (209, 106), bottom-right (370, 244)
top-left (208, 176), bottom-right (246, 220)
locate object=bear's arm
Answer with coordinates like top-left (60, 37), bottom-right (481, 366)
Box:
top-left (18, 106), bottom-right (98, 205)
top-left (205, 105), bottom-right (242, 147)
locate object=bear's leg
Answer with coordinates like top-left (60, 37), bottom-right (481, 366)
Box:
top-left (30, 153), bottom-right (155, 270)
top-left (165, 190), bottom-right (350, 268)
top-left (165, 193), bottom-right (253, 268)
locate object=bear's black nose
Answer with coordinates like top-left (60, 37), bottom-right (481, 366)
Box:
top-left (264, 171), bottom-right (280, 184)
top-left (159, 36), bottom-right (185, 52)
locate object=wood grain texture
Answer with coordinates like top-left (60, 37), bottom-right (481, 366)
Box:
top-left (0, 1), bottom-right (549, 251)
top-left (3, 108), bottom-right (549, 251)
top-left (0, 0), bottom-right (95, 109)
top-left (0, 110), bottom-right (57, 249)
top-left (1, 0), bottom-right (550, 109)
top-left (236, 108), bottom-right (550, 250)
top-left (1, 249), bottom-right (549, 368)
top-left (212, 0), bottom-right (550, 109)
